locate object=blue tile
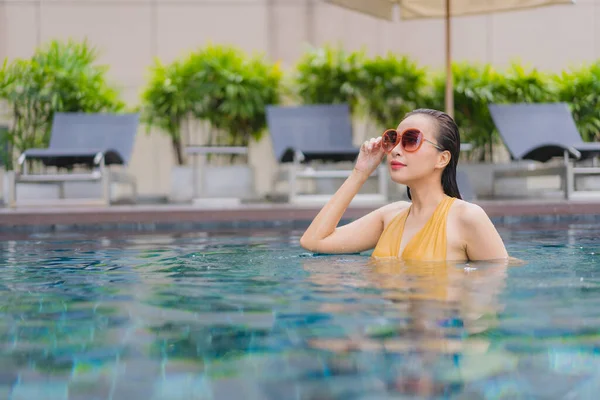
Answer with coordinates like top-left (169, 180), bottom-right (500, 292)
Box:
top-left (10, 382), bottom-right (69, 400)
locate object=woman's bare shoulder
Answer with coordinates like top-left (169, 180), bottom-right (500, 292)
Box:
top-left (450, 199), bottom-right (491, 224)
top-left (378, 200), bottom-right (411, 226)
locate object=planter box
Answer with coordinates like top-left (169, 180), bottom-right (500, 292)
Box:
top-left (0, 169), bottom-right (136, 206)
top-left (460, 162), bottom-right (600, 199)
top-left (170, 164), bottom-right (255, 203)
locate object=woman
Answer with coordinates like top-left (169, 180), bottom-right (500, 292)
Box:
top-left (299, 108), bottom-right (508, 261)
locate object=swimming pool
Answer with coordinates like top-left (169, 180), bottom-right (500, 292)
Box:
top-left (1, 222), bottom-right (599, 399)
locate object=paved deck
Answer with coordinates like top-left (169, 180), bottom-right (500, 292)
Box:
top-left (1, 198), bottom-right (600, 233)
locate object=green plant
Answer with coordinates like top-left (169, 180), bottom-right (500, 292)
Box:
top-left (0, 125), bottom-right (10, 170)
top-left (555, 62), bottom-right (600, 141)
top-left (140, 57), bottom-right (199, 165)
top-left (495, 62), bottom-right (558, 103)
top-left (426, 62), bottom-right (500, 161)
top-left (141, 44), bottom-right (282, 165)
top-left (358, 53), bottom-right (428, 129)
top-left (191, 44), bottom-right (283, 151)
top-left (0, 39), bottom-right (125, 161)
top-left (293, 45), bottom-right (366, 114)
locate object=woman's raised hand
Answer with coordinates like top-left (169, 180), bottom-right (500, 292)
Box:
top-left (354, 137), bottom-right (386, 178)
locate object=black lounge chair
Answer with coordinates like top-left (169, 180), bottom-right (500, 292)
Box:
top-left (265, 104), bottom-right (388, 203)
top-left (488, 103), bottom-right (600, 199)
top-left (9, 112), bottom-right (139, 206)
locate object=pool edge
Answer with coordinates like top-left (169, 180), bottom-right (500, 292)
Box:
top-left (1, 199), bottom-right (600, 233)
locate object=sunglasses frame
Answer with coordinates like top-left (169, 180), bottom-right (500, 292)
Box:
top-left (381, 128), bottom-right (444, 153)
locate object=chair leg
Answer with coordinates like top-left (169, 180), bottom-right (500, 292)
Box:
top-left (131, 180), bottom-right (138, 204)
top-left (564, 151), bottom-right (574, 200)
top-left (57, 182), bottom-right (65, 199)
top-left (100, 164), bottom-right (111, 206)
top-left (7, 171), bottom-right (16, 208)
top-left (288, 161), bottom-right (298, 203)
top-left (564, 166), bottom-right (574, 200)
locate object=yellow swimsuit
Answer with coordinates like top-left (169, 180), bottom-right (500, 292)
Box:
top-left (372, 195), bottom-right (456, 261)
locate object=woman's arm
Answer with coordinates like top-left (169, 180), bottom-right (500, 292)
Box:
top-left (300, 137), bottom-right (388, 254)
top-left (460, 203), bottom-right (509, 261)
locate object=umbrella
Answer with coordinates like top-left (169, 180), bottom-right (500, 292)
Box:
top-left (323, 0), bottom-right (575, 117)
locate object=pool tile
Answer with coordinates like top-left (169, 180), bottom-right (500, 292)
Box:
top-left (210, 377), bottom-right (266, 400)
top-left (0, 371), bottom-right (18, 386)
top-left (68, 376), bottom-right (112, 400)
top-left (459, 370), bottom-right (591, 399)
top-left (152, 374), bottom-right (211, 400)
top-left (163, 359), bottom-right (204, 376)
top-left (112, 380), bottom-right (156, 399)
top-left (10, 381), bottom-right (69, 400)
top-left (261, 376), bottom-right (387, 400)
top-left (0, 385), bottom-right (12, 400)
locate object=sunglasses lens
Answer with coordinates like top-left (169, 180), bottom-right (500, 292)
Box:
top-left (382, 130), bottom-right (398, 152)
top-left (401, 129), bottom-right (422, 152)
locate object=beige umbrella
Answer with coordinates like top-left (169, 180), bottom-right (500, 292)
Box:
top-left (324, 0), bottom-right (575, 117)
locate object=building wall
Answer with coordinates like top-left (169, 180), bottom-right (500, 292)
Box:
top-left (1, 0), bottom-right (599, 198)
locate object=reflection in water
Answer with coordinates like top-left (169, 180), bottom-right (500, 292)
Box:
top-left (0, 229), bottom-right (599, 399)
top-left (302, 256), bottom-right (513, 397)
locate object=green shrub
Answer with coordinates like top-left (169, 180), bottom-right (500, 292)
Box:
top-left (291, 46), bottom-right (600, 160)
top-left (359, 53), bottom-right (428, 129)
top-left (141, 44), bottom-right (282, 165)
top-left (555, 62), bottom-right (600, 141)
top-left (293, 45), bottom-right (366, 114)
top-left (495, 62), bottom-right (558, 103)
top-left (140, 56), bottom-right (201, 165)
top-left (425, 62), bottom-right (500, 160)
top-left (0, 39), bottom-right (125, 161)
top-left (191, 44), bottom-right (283, 148)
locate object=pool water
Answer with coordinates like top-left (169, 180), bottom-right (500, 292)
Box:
top-left (1, 223), bottom-right (600, 399)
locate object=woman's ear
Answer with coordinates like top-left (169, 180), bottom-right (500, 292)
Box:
top-left (436, 150), bottom-right (451, 170)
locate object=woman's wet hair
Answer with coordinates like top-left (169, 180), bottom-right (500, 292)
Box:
top-left (404, 108), bottom-right (462, 200)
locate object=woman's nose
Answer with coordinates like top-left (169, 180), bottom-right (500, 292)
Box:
top-left (392, 143), bottom-right (403, 157)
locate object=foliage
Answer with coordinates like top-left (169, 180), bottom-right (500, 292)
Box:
top-left (6, 40), bottom-right (597, 170)
top-left (554, 62), bottom-right (600, 141)
top-left (140, 57), bottom-right (199, 165)
top-left (141, 44), bottom-right (282, 165)
top-left (358, 53), bottom-right (428, 129)
top-left (494, 62), bottom-right (558, 103)
top-left (190, 44), bottom-right (283, 148)
top-left (293, 45), bottom-right (366, 114)
top-left (0, 39), bottom-right (125, 162)
top-left (425, 62), bottom-right (500, 160)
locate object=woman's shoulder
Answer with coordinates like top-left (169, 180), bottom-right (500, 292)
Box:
top-left (450, 198), bottom-right (492, 226)
top-left (378, 200), bottom-right (411, 226)
top-left (380, 200), bottom-right (411, 214)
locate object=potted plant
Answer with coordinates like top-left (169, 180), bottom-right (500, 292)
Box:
top-left (141, 44), bottom-right (282, 202)
top-left (291, 45), bottom-right (370, 196)
top-left (140, 56), bottom-right (197, 202)
top-left (358, 53), bottom-right (428, 133)
top-left (294, 45), bottom-right (365, 114)
top-left (192, 44), bottom-right (282, 200)
top-left (0, 39), bottom-right (125, 202)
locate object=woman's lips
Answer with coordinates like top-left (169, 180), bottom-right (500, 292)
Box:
top-left (390, 161), bottom-right (406, 170)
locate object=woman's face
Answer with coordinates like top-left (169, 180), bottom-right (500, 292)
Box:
top-left (386, 114), bottom-right (446, 185)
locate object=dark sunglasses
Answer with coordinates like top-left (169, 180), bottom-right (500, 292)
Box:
top-left (381, 128), bottom-right (444, 153)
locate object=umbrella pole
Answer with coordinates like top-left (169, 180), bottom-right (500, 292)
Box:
top-left (444, 0), bottom-right (454, 118)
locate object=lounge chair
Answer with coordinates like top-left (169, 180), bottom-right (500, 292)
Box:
top-left (488, 103), bottom-right (600, 199)
top-left (8, 112), bottom-right (139, 207)
top-left (265, 104), bottom-right (389, 204)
